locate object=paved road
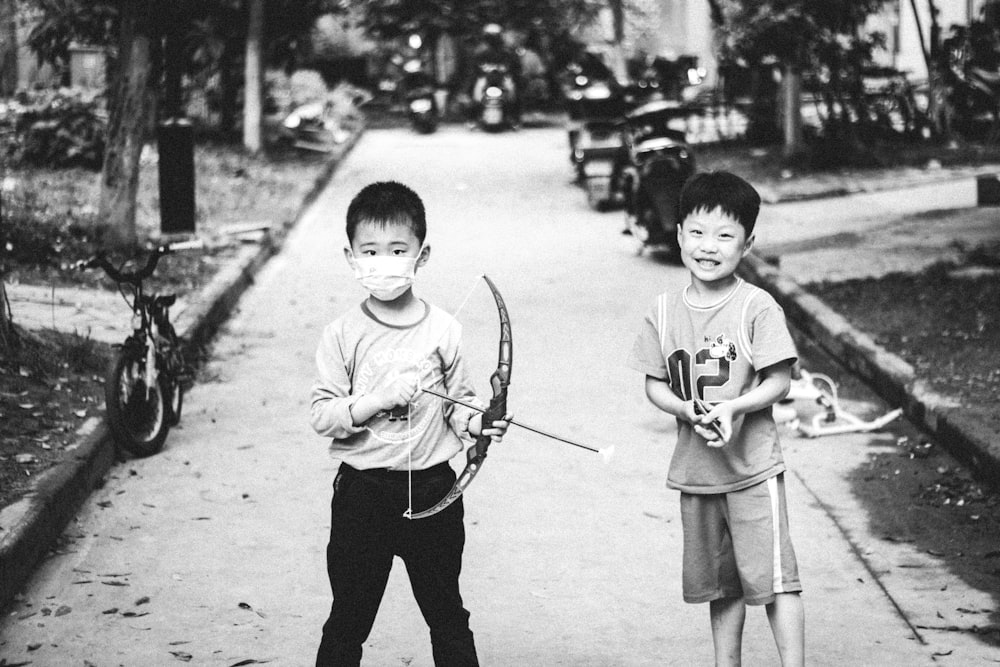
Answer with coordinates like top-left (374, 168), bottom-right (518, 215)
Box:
top-left (0, 126), bottom-right (994, 665)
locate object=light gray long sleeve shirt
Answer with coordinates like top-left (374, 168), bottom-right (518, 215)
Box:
top-left (310, 300), bottom-right (481, 471)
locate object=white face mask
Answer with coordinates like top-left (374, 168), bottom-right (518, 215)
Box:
top-left (351, 254), bottom-right (418, 301)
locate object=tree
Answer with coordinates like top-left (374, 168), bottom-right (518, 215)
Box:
top-left (243, 0), bottom-right (264, 153)
top-left (97, 0), bottom-right (157, 250)
top-left (352, 0), bottom-right (603, 85)
top-left (716, 0), bottom-right (893, 155)
top-left (24, 0), bottom-right (339, 246)
top-left (0, 0), bottom-right (18, 94)
top-left (607, 0), bottom-right (626, 82)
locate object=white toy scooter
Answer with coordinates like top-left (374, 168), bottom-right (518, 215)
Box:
top-left (784, 368), bottom-right (903, 438)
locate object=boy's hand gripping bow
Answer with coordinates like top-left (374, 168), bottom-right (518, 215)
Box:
top-left (404, 276), bottom-right (511, 519)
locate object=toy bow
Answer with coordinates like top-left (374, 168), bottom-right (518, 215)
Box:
top-left (405, 275), bottom-right (511, 519)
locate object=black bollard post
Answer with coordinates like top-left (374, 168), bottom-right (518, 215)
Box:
top-left (158, 117), bottom-right (196, 234)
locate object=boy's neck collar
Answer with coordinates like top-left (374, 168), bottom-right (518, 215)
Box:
top-left (683, 277), bottom-right (743, 309)
top-left (362, 292), bottom-right (428, 327)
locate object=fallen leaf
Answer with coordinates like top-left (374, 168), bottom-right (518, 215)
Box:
top-left (135, 596), bottom-right (150, 606)
top-left (54, 605), bottom-right (72, 616)
top-left (238, 601), bottom-right (267, 618)
top-left (170, 651), bottom-right (193, 661)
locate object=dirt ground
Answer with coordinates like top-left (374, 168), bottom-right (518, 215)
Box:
top-left (0, 328), bottom-right (111, 509)
top-left (811, 258), bottom-right (1000, 439)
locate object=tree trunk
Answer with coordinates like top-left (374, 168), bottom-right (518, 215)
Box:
top-left (606, 0), bottom-right (628, 83)
top-left (0, 280), bottom-right (13, 354)
top-left (781, 66), bottom-right (803, 155)
top-left (0, 0), bottom-right (17, 96)
top-left (98, 0), bottom-right (157, 250)
top-left (219, 42), bottom-right (238, 136)
top-left (910, 0), bottom-right (948, 136)
top-left (243, 0), bottom-right (264, 154)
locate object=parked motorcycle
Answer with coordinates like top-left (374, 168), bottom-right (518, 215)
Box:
top-left (621, 101), bottom-right (696, 254)
top-left (402, 60), bottom-right (439, 134)
top-left (561, 55), bottom-right (636, 209)
top-left (473, 61), bottom-right (517, 131)
top-left (568, 91), bottom-right (632, 210)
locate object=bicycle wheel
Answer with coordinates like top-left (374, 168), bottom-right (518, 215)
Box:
top-left (166, 372), bottom-right (184, 427)
top-left (105, 346), bottom-right (170, 457)
top-left (160, 334), bottom-right (185, 427)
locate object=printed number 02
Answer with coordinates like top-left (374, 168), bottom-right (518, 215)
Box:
top-left (665, 348), bottom-right (731, 401)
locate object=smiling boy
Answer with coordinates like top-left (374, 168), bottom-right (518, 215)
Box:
top-left (627, 171), bottom-right (805, 666)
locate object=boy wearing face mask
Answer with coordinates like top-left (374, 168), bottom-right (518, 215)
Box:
top-left (309, 181), bottom-right (509, 667)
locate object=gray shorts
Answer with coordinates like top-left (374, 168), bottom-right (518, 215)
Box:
top-left (680, 473), bottom-right (802, 605)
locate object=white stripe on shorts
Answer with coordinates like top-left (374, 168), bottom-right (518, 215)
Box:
top-left (768, 475), bottom-right (785, 593)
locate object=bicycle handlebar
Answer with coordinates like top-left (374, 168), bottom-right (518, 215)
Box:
top-left (85, 245), bottom-right (170, 286)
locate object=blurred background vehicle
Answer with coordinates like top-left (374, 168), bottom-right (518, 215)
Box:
top-left (621, 100), bottom-right (696, 255)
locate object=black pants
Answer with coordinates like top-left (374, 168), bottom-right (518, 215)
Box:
top-left (315, 463), bottom-right (479, 667)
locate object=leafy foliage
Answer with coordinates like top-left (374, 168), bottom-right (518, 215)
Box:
top-left (716, 0), bottom-right (932, 148)
top-left (0, 179), bottom-right (106, 271)
top-left (24, 0), bottom-right (118, 67)
top-left (350, 0), bottom-right (602, 47)
top-left (1, 89), bottom-right (107, 169)
top-left (25, 0), bottom-right (343, 72)
top-left (352, 0), bottom-right (597, 39)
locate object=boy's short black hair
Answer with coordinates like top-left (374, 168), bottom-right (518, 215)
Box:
top-left (678, 171), bottom-right (761, 235)
top-left (346, 181), bottom-right (426, 244)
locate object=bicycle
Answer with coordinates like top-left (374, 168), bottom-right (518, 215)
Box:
top-left (85, 242), bottom-right (197, 456)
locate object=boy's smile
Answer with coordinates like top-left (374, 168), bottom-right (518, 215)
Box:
top-left (678, 206), bottom-right (754, 291)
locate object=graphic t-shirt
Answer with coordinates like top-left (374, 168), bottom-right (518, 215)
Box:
top-left (310, 300), bottom-right (481, 471)
top-left (628, 280), bottom-right (797, 493)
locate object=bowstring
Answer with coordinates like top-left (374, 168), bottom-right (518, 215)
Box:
top-left (406, 274), bottom-right (484, 519)
top-left (407, 402), bottom-right (413, 516)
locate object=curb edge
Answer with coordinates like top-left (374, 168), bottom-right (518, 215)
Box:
top-left (739, 253), bottom-right (1000, 487)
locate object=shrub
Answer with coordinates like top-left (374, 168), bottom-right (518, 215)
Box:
top-left (1, 89), bottom-right (107, 170)
top-left (0, 185), bottom-right (106, 271)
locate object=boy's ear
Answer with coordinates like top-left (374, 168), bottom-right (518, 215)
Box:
top-left (416, 246), bottom-right (431, 268)
top-left (742, 234), bottom-right (755, 256)
top-left (416, 243), bottom-right (431, 268)
top-left (343, 246), bottom-right (355, 264)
